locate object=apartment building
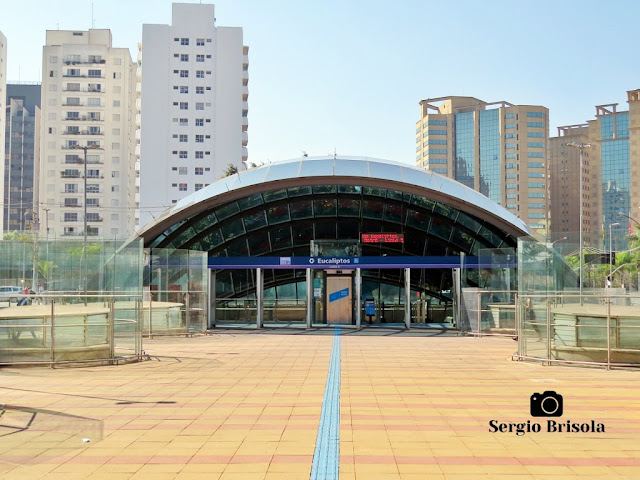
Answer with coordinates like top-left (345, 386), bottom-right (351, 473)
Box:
top-left (40, 29), bottom-right (136, 239)
top-left (416, 96), bottom-right (549, 235)
top-left (4, 84), bottom-right (41, 232)
top-left (139, 3), bottom-right (248, 227)
top-left (0, 31), bottom-right (6, 234)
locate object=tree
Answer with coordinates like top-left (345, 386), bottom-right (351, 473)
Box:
top-left (221, 163), bottom-right (239, 178)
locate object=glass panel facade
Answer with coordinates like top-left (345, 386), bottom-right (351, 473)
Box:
top-left (479, 109), bottom-right (500, 204)
top-left (601, 138), bottom-right (630, 249)
top-left (454, 112), bottom-right (475, 188)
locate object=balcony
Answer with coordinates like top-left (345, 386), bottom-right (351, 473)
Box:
top-left (62, 88), bottom-right (104, 93)
top-left (86, 174), bottom-right (104, 179)
top-left (63, 189), bottom-right (79, 194)
top-left (242, 131), bottom-right (248, 146)
top-left (63, 115), bottom-right (103, 121)
top-left (60, 171), bottom-right (81, 178)
top-left (87, 218), bottom-right (104, 223)
top-left (64, 202), bottom-right (81, 208)
top-left (63, 74), bottom-right (105, 79)
top-left (64, 58), bottom-right (105, 64)
top-left (62, 130), bottom-right (104, 135)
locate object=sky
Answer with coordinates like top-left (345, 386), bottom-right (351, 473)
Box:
top-left (1, 0), bottom-right (639, 166)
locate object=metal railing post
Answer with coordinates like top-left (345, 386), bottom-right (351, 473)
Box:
top-left (185, 290), bottom-right (190, 333)
top-left (148, 292), bottom-right (153, 337)
top-left (477, 291), bottom-right (482, 337)
top-left (109, 298), bottom-right (115, 361)
top-left (607, 295), bottom-right (612, 370)
top-left (50, 299), bottom-right (55, 367)
top-left (546, 299), bottom-right (552, 366)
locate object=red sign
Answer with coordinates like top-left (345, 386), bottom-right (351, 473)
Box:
top-left (361, 233), bottom-right (405, 244)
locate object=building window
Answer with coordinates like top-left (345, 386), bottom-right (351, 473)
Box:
top-left (527, 122), bottom-right (544, 128)
top-left (528, 152), bottom-right (544, 158)
top-left (196, 54), bottom-right (205, 62)
top-left (528, 172), bottom-right (545, 178)
top-left (179, 183), bottom-right (188, 192)
top-left (504, 113), bottom-right (516, 119)
top-left (195, 183), bottom-right (204, 191)
top-left (196, 103), bottom-right (204, 110)
top-left (87, 213), bottom-right (101, 222)
top-left (180, 86), bottom-right (188, 94)
top-left (111, 185), bottom-right (119, 192)
top-left (195, 118), bottom-right (204, 127)
top-left (180, 54), bottom-right (189, 61)
top-left (195, 151), bottom-right (204, 159)
top-left (179, 70), bottom-right (189, 78)
top-left (65, 184), bottom-right (78, 193)
top-left (179, 167), bottom-right (188, 175)
top-left (195, 167), bottom-right (203, 175)
top-left (179, 102), bottom-right (188, 110)
top-left (180, 38), bottom-right (189, 45)
top-left (179, 134), bottom-right (188, 142)
top-left (527, 142), bottom-right (544, 148)
top-left (196, 86), bottom-right (204, 94)
top-left (87, 184), bottom-right (100, 193)
top-left (64, 213), bottom-right (78, 222)
top-left (88, 69), bottom-right (101, 77)
top-left (179, 118), bottom-right (188, 126)
top-left (195, 135), bottom-right (204, 143)
top-left (527, 112), bottom-right (545, 118)
top-left (196, 38), bottom-right (205, 46)
top-left (196, 70), bottom-right (204, 78)
top-left (179, 151), bottom-right (188, 159)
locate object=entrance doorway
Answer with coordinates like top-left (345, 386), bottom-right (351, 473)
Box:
top-left (326, 275), bottom-right (352, 324)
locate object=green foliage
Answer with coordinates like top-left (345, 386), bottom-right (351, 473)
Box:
top-left (221, 163), bottom-right (239, 177)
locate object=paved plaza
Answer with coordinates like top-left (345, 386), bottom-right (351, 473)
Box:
top-left (1, 328), bottom-right (640, 479)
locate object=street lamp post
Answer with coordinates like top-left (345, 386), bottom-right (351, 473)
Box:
top-left (565, 142), bottom-right (592, 300)
top-left (618, 211), bottom-right (640, 230)
top-left (609, 223), bottom-right (620, 288)
top-left (73, 144), bottom-right (99, 305)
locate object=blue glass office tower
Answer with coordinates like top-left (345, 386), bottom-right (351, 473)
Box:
top-left (416, 96), bottom-right (550, 235)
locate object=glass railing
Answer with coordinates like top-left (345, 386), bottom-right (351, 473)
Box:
top-left (0, 293), bottom-right (142, 366)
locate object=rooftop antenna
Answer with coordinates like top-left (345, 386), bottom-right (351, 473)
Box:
top-left (92, 3), bottom-right (95, 28)
top-left (334, 148), bottom-right (337, 160)
top-left (301, 150), bottom-right (308, 158)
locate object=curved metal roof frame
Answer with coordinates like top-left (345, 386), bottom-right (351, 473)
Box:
top-left (139, 156), bottom-right (530, 242)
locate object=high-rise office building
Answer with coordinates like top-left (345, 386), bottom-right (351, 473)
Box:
top-left (0, 31), bottom-right (7, 235)
top-left (549, 124), bottom-right (593, 246)
top-left (416, 96), bottom-right (549, 234)
top-left (4, 84), bottom-right (41, 232)
top-left (139, 3), bottom-right (248, 227)
top-left (40, 29), bottom-right (137, 239)
top-left (549, 90), bottom-right (640, 250)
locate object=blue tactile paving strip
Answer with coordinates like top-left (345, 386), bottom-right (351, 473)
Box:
top-left (310, 326), bottom-right (341, 480)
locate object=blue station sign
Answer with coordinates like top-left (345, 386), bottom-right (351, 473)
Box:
top-left (207, 256), bottom-right (516, 270)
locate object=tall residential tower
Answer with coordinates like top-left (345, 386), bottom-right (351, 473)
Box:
top-left (40, 29), bottom-right (137, 239)
top-left (139, 3), bottom-right (249, 227)
top-left (416, 96), bottom-right (549, 235)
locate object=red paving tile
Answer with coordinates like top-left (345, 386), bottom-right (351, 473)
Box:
top-left (1, 331), bottom-right (640, 479)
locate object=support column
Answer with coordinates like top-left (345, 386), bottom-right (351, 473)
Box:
top-left (306, 268), bottom-right (312, 328)
top-left (404, 267), bottom-right (411, 329)
top-left (256, 268), bottom-right (263, 328)
top-left (208, 270), bottom-right (216, 329)
top-left (355, 268), bottom-right (361, 327)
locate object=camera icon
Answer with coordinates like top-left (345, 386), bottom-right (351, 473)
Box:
top-left (530, 391), bottom-right (563, 417)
